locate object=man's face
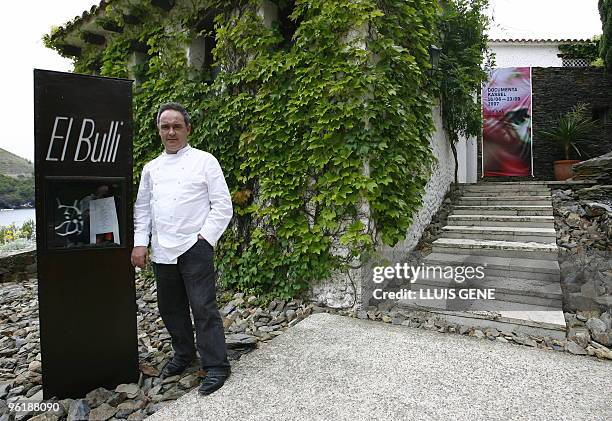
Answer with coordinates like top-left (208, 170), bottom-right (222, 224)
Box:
top-left (158, 109), bottom-right (191, 153)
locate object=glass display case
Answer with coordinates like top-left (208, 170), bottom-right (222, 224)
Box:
top-left (45, 178), bottom-right (125, 249)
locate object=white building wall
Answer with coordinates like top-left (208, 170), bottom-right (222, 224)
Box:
top-left (456, 135), bottom-right (478, 184)
top-left (489, 42), bottom-right (563, 67)
top-left (257, 0), bottom-right (278, 27)
top-left (465, 135), bottom-right (478, 183)
top-left (187, 36), bottom-right (207, 70)
top-left (456, 137), bottom-right (467, 183)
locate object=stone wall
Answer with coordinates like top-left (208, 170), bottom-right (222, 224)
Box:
top-left (0, 248), bottom-right (36, 283)
top-left (478, 67), bottom-right (612, 181)
top-left (553, 186), bottom-right (611, 313)
top-left (552, 151), bottom-right (612, 313)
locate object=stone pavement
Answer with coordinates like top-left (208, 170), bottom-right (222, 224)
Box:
top-left (149, 313), bottom-right (612, 421)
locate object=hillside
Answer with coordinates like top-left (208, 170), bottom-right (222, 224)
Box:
top-left (0, 148), bottom-right (33, 178)
top-left (0, 148), bottom-right (34, 208)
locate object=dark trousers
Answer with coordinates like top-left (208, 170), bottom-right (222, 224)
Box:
top-left (152, 239), bottom-right (229, 370)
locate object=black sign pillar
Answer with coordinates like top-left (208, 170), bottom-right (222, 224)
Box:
top-left (34, 70), bottom-right (138, 399)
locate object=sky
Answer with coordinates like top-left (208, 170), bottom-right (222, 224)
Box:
top-left (0, 0), bottom-right (603, 161)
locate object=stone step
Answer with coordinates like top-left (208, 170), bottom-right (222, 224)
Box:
top-left (410, 275), bottom-right (562, 307)
top-left (452, 205), bottom-right (553, 216)
top-left (459, 182), bottom-right (549, 186)
top-left (441, 225), bottom-right (556, 243)
top-left (394, 305), bottom-right (567, 340)
top-left (461, 190), bottom-right (551, 197)
top-left (400, 180), bottom-right (566, 339)
top-left (546, 180), bottom-right (596, 187)
top-left (447, 215), bottom-right (554, 228)
top-left (423, 253), bottom-right (561, 273)
top-left (431, 239), bottom-right (558, 260)
top-left (422, 253), bottom-right (559, 281)
top-left (403, 291), bottom-right (561, 313)
top-left (458, 196), bottom-right (551, 206)
top-left (471, 182), bottom-right (551, 185)
top-left (463, 183), bottom-right (550, 190)
top-left (398, 291), bottom-right (561, 315)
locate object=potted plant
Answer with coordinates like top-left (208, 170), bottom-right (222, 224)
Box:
top-left (541, 103), bottom-right (598, 180)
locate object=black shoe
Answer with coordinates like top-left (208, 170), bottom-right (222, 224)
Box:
top-left (161, 358), bottom-right (192, 378)
top-left (198, 368), bottom-right (231, 395)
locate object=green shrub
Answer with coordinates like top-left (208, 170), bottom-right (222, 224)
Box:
top-left (0, 219), bottom-right (36, 245)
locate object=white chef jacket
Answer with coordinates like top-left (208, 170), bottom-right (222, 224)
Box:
top-left (133, 145), bottom-right (233, 264)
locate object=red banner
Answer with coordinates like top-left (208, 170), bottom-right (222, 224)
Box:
top-left (482, 67), bottom-right (533, 177)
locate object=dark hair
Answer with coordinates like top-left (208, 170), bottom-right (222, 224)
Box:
top-left (156, 102), bottom-right (191, 126)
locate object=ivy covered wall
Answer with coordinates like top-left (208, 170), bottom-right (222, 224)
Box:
top-left (601, 0), bottom-right (612, 70)
top-left (45, 0), bottom-right (489, 301)
top-left (559, 38), bottom-right (602, 66)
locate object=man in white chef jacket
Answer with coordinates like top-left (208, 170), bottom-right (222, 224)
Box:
top-left (131, 102), bottom-right (233, 395)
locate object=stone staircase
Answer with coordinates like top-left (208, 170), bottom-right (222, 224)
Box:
top-left (399, 182), bottom-right (567, 339)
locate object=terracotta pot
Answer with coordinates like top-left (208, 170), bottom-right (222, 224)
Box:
top-left (553, 159), bottom-right (581, 181)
